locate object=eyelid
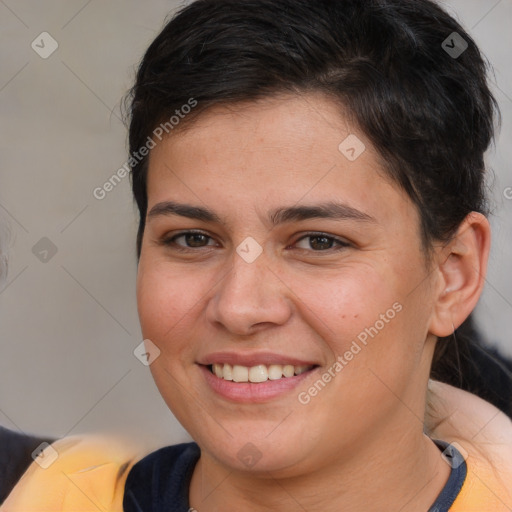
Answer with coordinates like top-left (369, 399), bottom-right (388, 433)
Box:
top-left (290, 232), bottom-right (352, 251)
top-left (159, 230), bottom-right (351, 252)
top-left (160, 229), bottom-right (219, 249)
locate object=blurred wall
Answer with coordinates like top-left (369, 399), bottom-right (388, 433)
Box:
top-left (0, 0), bottom-right (511, 447)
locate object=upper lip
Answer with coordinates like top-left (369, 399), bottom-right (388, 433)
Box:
top-left (198, 352), bottom-right (318, 368)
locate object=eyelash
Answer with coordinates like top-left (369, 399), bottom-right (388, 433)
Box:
top-left (161, 230), bottom-right (218, 252)
top-left (160, 230), bottom-right (351, 253)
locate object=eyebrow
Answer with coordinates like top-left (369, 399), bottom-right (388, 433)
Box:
top-left (269, 202), bottom-right (376, 225)
top-left (148, 201), bottom-right (221, 223)
top-left (147, 200), bottom-right (376, 225)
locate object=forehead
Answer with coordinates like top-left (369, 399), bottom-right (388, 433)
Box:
top-left (145, 93), bottom-right (415, 228)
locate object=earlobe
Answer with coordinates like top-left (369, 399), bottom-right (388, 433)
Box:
top-left (429, 212), bottom-right (491, 338)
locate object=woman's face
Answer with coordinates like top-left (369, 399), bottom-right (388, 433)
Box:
top-left (136, 93), bottom-right (440, 475)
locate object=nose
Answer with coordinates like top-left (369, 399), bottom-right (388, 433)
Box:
top-left (205, 249), bottom-right (292, 336)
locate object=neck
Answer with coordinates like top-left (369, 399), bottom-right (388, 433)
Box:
top-left (189, 425), bottom-right (451, 512)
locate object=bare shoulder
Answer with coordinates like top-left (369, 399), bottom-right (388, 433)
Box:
top-left (426, 380), bottom-right (512, 472)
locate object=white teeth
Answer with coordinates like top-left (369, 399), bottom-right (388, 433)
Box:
top-left (213, 363), bottom-right (223, 378)
top-left (210, 363), bottom-right (313, 382)
top-left (268, 364), bottom-right (284, 380)
top-left (294, 365), bottom-right (309, 375)
top-left (248, 365), bottom-right (268, 383)
top-left (223, 363), bottom-right (233, 381)
top-left (232, 365), bottom-right (249, 382)
top-left (282, 365), bottom-right (295, 378)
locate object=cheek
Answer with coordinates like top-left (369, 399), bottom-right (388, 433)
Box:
top-left (136, 259), bottom-right (205, 349)
top-left (288, 263), bottom-right (425, 389)
top-left (136, 259), bottom-right (204, 419)
top-left (287, 263), bottom-right (401, 346)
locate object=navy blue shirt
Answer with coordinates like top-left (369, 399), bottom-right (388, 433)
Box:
top-left (123, 439), bottom-right (467, 511)
top-left (0, 426), bottom-right (54, 505)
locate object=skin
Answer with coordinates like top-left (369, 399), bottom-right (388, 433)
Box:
top-left (136, 92), bottom-right (490, 511)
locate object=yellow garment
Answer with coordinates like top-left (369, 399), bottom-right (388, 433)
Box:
top-left (1, 435), bottom-right (137, 512)
top-left (2, 435), bottom-right (511, 510)
top-left (450, 455), bottom-right (512, 511)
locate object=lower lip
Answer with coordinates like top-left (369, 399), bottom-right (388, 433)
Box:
top-left (199, 365), bottom-right (316, 403)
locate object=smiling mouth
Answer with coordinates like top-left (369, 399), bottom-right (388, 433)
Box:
top-left (208, 363), bottom-right (317, 383)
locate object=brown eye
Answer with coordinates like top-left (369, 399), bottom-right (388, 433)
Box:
top-left (162, 231), bottom-right (217, 250)
top-left (309, 235), bottom-right (334, 251)
top-left (294, 233), bottom-right (350, 252)
top-left (183, 233), bottom-right (210, 247)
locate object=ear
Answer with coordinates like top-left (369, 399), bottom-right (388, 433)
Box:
top-left (429, 212), bottom-right (491, 337)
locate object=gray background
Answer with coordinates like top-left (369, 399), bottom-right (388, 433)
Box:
top-left (0, 0), bottom-right (511, 448)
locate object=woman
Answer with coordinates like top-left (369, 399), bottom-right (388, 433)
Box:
top-left (3, 0), bottom-right (511, 510)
